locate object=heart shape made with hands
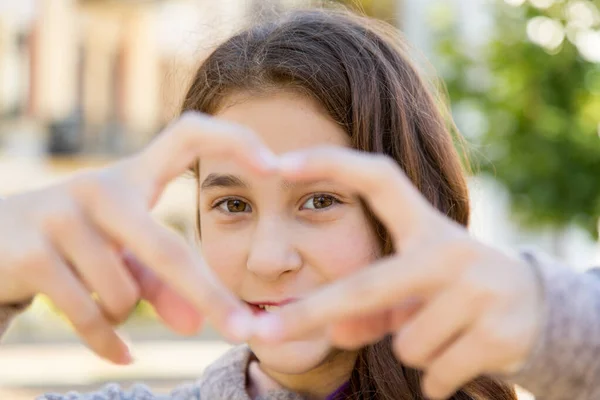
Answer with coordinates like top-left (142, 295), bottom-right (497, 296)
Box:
top-left (3, 109), bottom-right (536, 398)
top-left (138, 114), bottom-right (539, 400)
top-left (127, 111), bottom-right (443, 341)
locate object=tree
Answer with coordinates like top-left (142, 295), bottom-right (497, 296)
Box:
top-left (435, 0), bottom-right (600, 238)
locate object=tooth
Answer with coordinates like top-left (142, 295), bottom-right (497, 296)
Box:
top-left (264, 305), bottom-right (280, 312)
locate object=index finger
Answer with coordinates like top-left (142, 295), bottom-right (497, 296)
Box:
top-left (277, 147), bottom-right (434, 244)
top-left (131, 111), bottom-right (278, 205)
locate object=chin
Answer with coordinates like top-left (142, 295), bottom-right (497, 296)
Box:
top-left (248, 336), bottom-right (333, 374)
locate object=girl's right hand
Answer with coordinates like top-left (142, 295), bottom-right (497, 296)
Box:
top-left (0, 111), bottom-right (277, 364)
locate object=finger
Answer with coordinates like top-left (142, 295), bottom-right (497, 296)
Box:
top-left (255, 253), bottom-right (444, 341)
top-left (393, 285), bottom-right (479, 369)
top-left (132, 111), bottom-right (278, 204)
top-left (48, 215), bottom-right (140, 325)
top-left (36, 252), bottom-right (131, 364)
top-left (82, 194), bottom-right (252, 341)
top-left (421, 330), bottom-right (487, 400)
top-left (123, 252), bottom-right (204, 335)
top-left (278, 147), bottom-right (434, 243)
top-left (330, 298), bottom-right (421, 349)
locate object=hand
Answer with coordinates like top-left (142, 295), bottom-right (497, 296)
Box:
top-left (256, 147), bottom-right (543, 399)
top-left (0, 111), bottom-right (277, 364)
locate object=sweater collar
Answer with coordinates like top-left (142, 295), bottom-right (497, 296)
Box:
top-left (197, 345), bottom-right (350, 400)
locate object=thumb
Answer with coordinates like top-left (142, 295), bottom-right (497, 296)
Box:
top-left (123, 251), bottom-right (204, 335)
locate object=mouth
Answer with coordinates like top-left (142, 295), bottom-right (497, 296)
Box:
top-left (245, 299), bottom-right (296, 314)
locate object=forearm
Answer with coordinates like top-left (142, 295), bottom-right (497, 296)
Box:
top-left (509, 252), bottom-right (600, 400)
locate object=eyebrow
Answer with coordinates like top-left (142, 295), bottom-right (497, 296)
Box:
top-left (200, 173), bottom-right (314, 191)
top-left (201, 173), bottom-right (249, 190)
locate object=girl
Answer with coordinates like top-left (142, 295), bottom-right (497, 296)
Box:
top-left (0, 7), bottom-right (518, 400)
top-left (187, 7), bottom-right (517, 400)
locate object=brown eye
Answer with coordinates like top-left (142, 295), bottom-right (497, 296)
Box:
top-left (216, 198), bottom-right (251, 213)
top-left (302, 194), bottom-right (336, 210)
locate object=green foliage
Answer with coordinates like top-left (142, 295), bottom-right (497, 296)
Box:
top-left (436, 0), bottom-right (600, 236)
top-left (332, 0), bottom-right (399, 24)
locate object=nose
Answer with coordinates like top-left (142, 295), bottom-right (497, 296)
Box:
top-left (246, 215), bottom-right (302, 281)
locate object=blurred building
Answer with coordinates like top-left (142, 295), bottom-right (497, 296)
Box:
top-left (0, 0), bottom-right (256, 155)
top-left (0, 0), bottom-right (405, 155)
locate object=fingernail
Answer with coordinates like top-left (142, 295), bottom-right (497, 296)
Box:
top-left (255, 313), bottom-right (284, 342)
top-left (115, 331), bottom-right (134, 365)
top-left (278, 154), bottom-right (305, 174)
top-left (227, 312), bottom-right (254, 341)
top-left (259, 149), bottom-right (279, 171)
top-left (119, 347), bottom-right (134, 365)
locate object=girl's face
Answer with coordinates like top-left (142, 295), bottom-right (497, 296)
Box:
top-left (198, 91), bottom-right (380, 376)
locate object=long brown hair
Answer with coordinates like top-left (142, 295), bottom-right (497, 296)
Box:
top-left (182, 7), bottom-right (516, 400)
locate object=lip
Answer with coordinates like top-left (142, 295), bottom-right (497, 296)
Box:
top-left (246, 299), bottom-right (297, 307)
top-left (245, 298), bottom-right (297, 314)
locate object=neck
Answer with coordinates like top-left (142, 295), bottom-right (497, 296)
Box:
top-left (253, 350), bottom-right (357, 400)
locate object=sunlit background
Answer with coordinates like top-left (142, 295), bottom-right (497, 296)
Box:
top-left (0, 0), bottom-right (599, 398)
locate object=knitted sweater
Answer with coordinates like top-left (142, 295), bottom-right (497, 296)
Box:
top-left (44, 344), bottom-right (304, 400)
top-left (1, 252), bottom-right (600, 400)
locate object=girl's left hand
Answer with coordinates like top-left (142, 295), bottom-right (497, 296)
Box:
top-left (256, 147), bottom-right (544, 400)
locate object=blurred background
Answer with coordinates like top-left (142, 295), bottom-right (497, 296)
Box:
top-left (0, 0), bottom-right (599, 398)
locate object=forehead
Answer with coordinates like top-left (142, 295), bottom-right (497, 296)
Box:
top-left (213, 90), bottom-right (350, 154)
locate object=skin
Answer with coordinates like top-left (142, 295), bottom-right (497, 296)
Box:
top-left (198, 91), bottom-right (380, 398)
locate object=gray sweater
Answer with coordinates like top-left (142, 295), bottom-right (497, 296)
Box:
top-left (1, 252), bottom-right (599, 400)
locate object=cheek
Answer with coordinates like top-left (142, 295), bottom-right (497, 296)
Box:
top-left (200, 220), bottom-right (249, 290)
top-left (302, 214), bottom-right (379, 280)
